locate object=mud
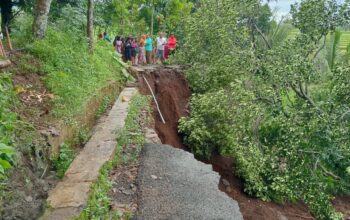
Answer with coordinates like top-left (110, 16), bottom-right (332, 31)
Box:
top-left (137, 66), bottom-right (350, 220)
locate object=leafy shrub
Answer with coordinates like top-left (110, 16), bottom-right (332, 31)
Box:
top-left (78, 129), bottom-right (90, 146)
top-left (96, 96), bottom-right (111, 119)
top-left (0, 144), bottom-right (15, 177)
top-left (0, 74), bottom-right (17, 178)
top-left (51, 143), bottom-right (75, 178)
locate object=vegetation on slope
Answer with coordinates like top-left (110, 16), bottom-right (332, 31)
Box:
top-left (178, 0), bottom-right (350, 219)
top-left (0, 74), bottom-right (16, 178)
top-left (12, 15), bottom-right (124, 119)
top-left (0, 11), bottom-right (125, 219)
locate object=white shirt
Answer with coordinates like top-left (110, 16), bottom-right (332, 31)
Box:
top-left (157, 37), bottom-right (167, 50)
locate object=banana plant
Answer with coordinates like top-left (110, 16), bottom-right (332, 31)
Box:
top-left (346, 42), bottom-right (350, 64)
top-left (326, 30), bottom-right (342, 70)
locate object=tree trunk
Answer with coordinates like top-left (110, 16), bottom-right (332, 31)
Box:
top-left (151, 0), bottom-right (154, 36)
top-left (33, 0), bottom-right (52, 39)
top-left (0, 0), bottom-right (12, 34)
top-left (87, 0), bottom-right (94, 53)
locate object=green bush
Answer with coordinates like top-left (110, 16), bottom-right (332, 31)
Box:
top-left (0, 74), bottom-right (17, 178)
top-left (51, 143), bottom-right (75, 178)
top-left (96, 96), bottom-right (111, 119)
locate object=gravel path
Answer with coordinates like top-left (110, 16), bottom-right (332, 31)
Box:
top-left (137, 143), bottom-right (243, 220)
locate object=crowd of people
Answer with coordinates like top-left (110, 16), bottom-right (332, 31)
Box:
top-left (100, 32), bottom-right (177, 65)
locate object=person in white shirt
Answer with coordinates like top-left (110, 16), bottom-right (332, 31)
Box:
top-left (156, 33), bottom-right (167, 63)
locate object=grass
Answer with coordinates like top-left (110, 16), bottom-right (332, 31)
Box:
top-left (5, 18), bottom-right (127, 177)
top-left (50, 143), bottom-right (75, 178)
top-left (10, 15), bottom-right (125, 122)
top-left (287, 26), bottom-right (350, 55)
top-left (339, 31), bottom-right (350, 52)
top-left (77, 94), bottom-right (150, 220)
top-left (26, 29), bottom-right (124, 121)
top-left (95, 96), bottom-right (112, 119)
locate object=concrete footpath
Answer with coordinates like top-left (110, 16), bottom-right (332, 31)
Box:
top-left (137, 143), bottom-right (244, 220)
top-left (41, 88), bottom-right (137, 220)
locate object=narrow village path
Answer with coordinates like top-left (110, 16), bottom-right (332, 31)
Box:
top-left (41, 88), bottom-right (137, 220)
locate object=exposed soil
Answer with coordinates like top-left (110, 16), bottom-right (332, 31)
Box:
top-left (109, 163), bottom-right (139, 214)
top-left (12, 73), bottom-right (53, 128)
top-left (138, 67), bottom-right (190, 149)
top-left (333, 196), bottom-right (350, 219)
top-left (138, 66), bottom-right (350, 220)
top-left (0, 167), bottom-right (57, 220)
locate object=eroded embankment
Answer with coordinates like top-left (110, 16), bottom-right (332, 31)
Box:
top-left (138, 66), bottom-right (190, 149)
top-left (138, 66), bottom-right (324, 220)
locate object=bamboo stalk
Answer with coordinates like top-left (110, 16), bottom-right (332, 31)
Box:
top-left (0, 32), bottom-right (6, 58)
top-left (142, 75), bottom-right (166, 124)
top-left (5, 26), bottom-right (13, 51)
top-left (0, 40), bottom-right (5, 58)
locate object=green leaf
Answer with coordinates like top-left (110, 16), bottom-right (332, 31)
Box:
top-left (0, 158), bottom-right (12, 169)
top-left (0, 143), bottom-right (15, 155)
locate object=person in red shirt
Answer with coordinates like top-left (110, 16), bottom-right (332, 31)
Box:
top-left (167, 34), bottom-right (177, 56)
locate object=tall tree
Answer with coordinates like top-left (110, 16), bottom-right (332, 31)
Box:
top-left (33, 0), bottom-right (52, 38)
top-left (87, 0), bottom-right (93, 53)
top-left (151, 0), bottom-right (155, 35)
top-left (0, 0), bottom-right (12, 33)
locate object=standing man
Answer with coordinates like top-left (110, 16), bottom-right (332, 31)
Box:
top-left (145, 34), bottom-right (153, 64)
top-left (156, 33), bottom-right (167, 63)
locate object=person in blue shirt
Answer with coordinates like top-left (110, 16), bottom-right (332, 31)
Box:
top-left (145, 34), bottom-right (153, 64)
top-left (103, 32), bottom-right (111, 42)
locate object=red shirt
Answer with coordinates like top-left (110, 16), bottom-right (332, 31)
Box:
top-left (168, 36), bottom-right (177, 49)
